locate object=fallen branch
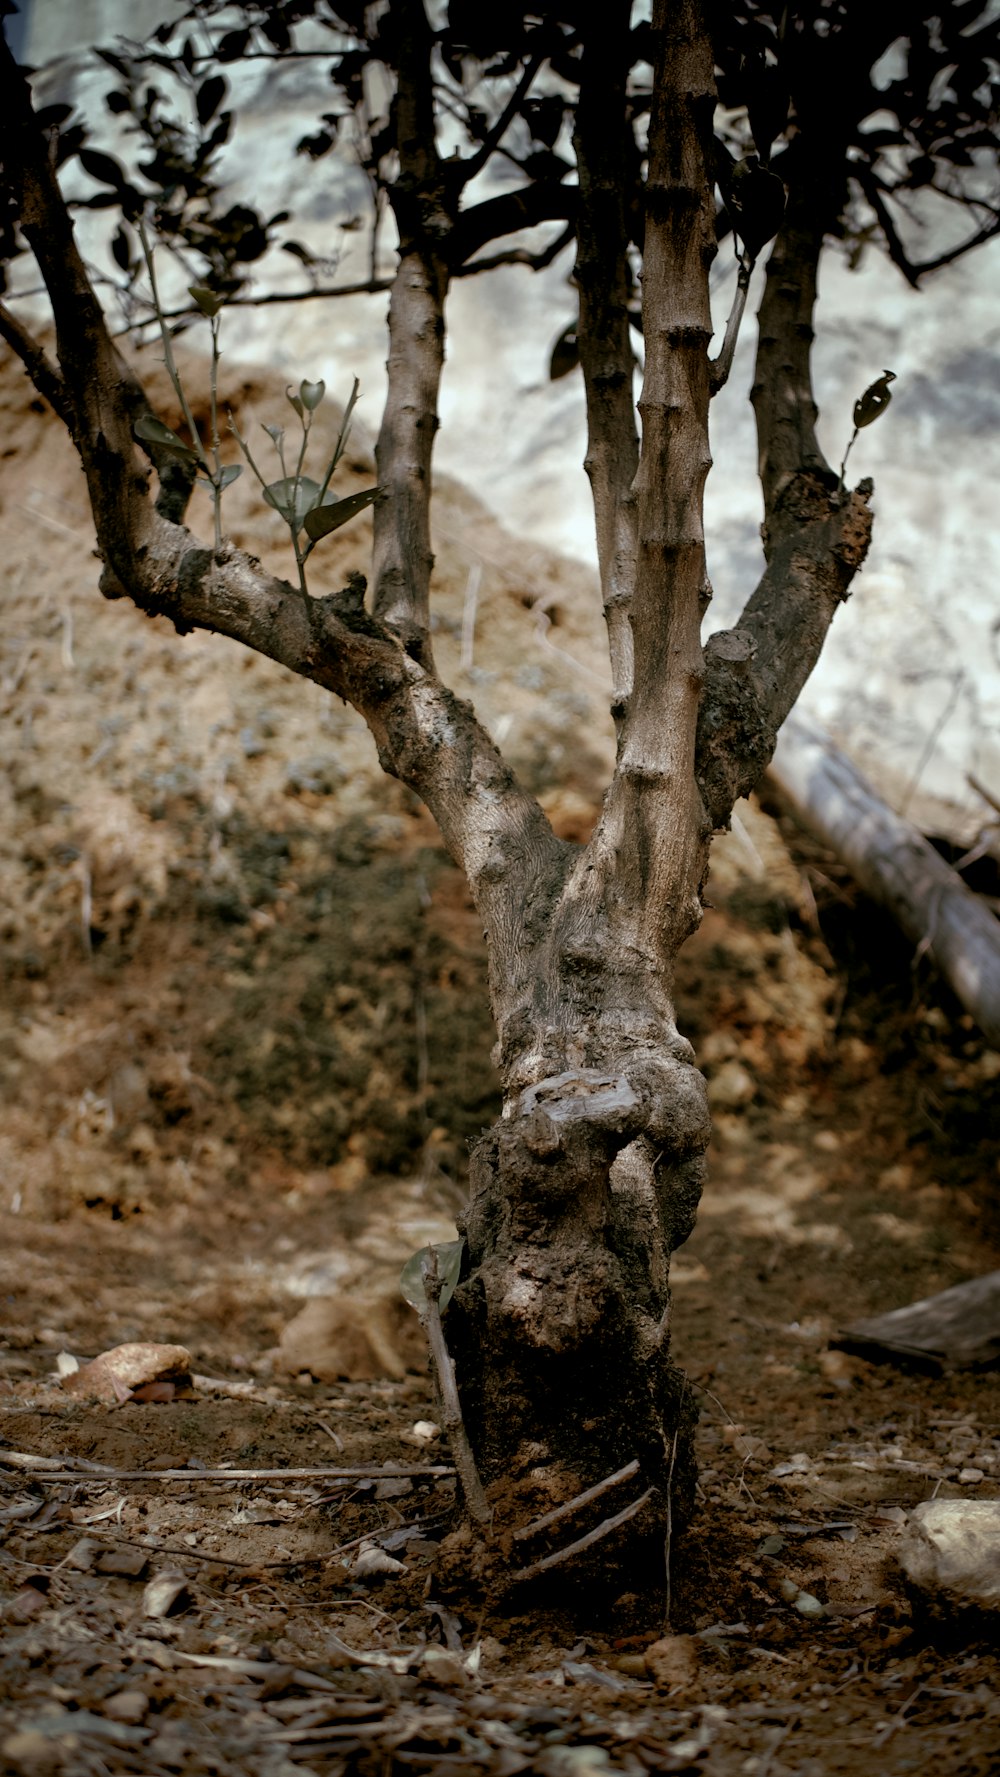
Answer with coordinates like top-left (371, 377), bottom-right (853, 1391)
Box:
top-left (0, 1452), bottom-right (455, 1481)
top-left (771, 712), bottom-right (1000, 1049)
top-left (419, 1249), bottom-right (491, 1526)
top-left (511, 1487), bottom-right (655, 1583)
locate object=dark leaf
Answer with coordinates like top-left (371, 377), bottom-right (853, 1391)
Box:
top-left (34, 103), bottom-right (74, 131)
top-left (196, 75), bottom-right (227, 127)
top-left (549, 322), bottom-right (579, 381)
top-left (111, 225), bottom-right (132, 271)
top-left (79, 147), bottom-right (127, 190)
top-left (188, 284), bottom-right (225, 317)
top-left (302, 485), bottom-right (378, 542)
top-left (216, 28), bottom-right (252, 63)
top-left (853, 370), bottom-right (896, 429)
top-left (134, 415), bottom-right (199, 460)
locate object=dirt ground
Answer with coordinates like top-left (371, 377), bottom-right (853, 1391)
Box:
top-left (2, 345), bottom-right (1000, 1775)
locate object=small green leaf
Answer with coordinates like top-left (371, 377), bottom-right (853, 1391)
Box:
top-left (285, 385), bottom-right (305, 418)
top-left (399, 1240), bottom-right (464, 1314)
top-left (263, 474), bottom-right (323, 530)
top-left (134, 414), bottom-right (198, 460)
top-left (299, 378), bottom-right (326, 412)
top-left (262, 423), bottom-right (285, 447)
top-left (853, 370), bottom-right (896, 429)
top-left (303, 485), bottom-right (378, 542)
top-left (217, 463), bottom-right (243, 489)
top-left (188, 284), bottom-right (225, 318)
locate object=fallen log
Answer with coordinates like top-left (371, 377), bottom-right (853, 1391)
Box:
top-left (769, 712), bottom-right (1000, 1049)
top-left (836, 1270), bottom-right (1000, 1371)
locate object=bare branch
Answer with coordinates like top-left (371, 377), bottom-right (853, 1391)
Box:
top-left (573, 0), bottom-right (639, 732)
top-left (708, 254), bottom-right (752, 394)
top-left (456, 221), bottom-right (574, 280)
top-left (853, 164), bottom-right (921, 289)
top-left (418, 1249), bottom-right (490, 1525)
top-left (451, 181), bottom-right (577, 269)
top-left (588, 0), bottom-right (717, 963)
top-left (750, 186), bottom-right (831, 511)
top-left (454, 49), bottom-right (546, 191)
top-left (0, 302), bottom-right (72, 425)
top-left (696, 185), bottom-right (874, 827)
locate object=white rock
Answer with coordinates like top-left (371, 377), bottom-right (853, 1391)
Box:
top-left (899, 1500), bottom-right (1000, 1613)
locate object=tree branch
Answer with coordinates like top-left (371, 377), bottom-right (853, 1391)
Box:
top-left (573, 0), bottom-right (639, 734)
top-left (370, 0), bottom-right (449, 665)
top-left (456, 221), bottom-right (574, 279)
top-left (450, 181), bottom-right (577, 269)
top-left (586, 0), bottom-right (716, 964)
top-left (454, 49), bottom-right (546, 191)
top-left (696, 182), bottom-right (874, 827)
top-left (0, 302), bottom-right (72, 425)
top-left (0, 31), bottom-right (565, 987)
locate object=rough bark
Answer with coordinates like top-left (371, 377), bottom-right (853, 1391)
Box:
top-left (446, 1), bottom-right (718, 1578)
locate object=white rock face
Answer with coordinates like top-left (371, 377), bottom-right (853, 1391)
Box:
top-left (17, 1), bottom-right (1000, 840)
top-left (899, 1500), bottom-right (1000, 1613)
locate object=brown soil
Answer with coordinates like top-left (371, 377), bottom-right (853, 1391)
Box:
top-left (2, 345), bottom-right (1000, 1774)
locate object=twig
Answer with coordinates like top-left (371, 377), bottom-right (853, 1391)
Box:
top-left (458, 51), bottom-right (546, 188)
top-left (709, 254), bottom-right (752, 393)
top-left (0, 1451), bottom-right (455, 1481)
top-left (512, 1459), bottom-right (639, 1543)
top-left (419, 1250), bottom-right (491, 1526)
top-left (663, 1423), bottom-right (680, 1630)
top-left (899, 671), bottom-right (965, 818)
top-left (511, 1488), bottom-right (654, 1583)
top-left (460, 561), bottom-right (481, 672)
top-left (968, 772), bottom-right (1000, 820)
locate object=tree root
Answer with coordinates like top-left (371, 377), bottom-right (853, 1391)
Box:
top-left (510, 1486), bottom-right (656, 1584)
top-left (512, 1459), bottom-right (641, 1544)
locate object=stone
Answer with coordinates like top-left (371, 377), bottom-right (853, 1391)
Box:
top-left (898, 1500), bottom-right (1000, 1614)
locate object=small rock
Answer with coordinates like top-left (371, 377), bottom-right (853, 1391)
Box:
top-left (706, 1060), bottom-right (756, 1110)
top-left (411, 1420), bottom-right (441, 1442)
top-left (899, 1500), bottom-right (1000, 1613)
top-left (644, 1633), bottom-right (700, 1694)
top-left (0, 1731), bottom-right (63, 1774)
top-left (103, 1690), bottom-right (149, 1725)
top-left (958, 1468), bottom-right (985, 1485)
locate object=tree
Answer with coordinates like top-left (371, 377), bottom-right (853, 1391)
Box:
top-left (2, 0), bottom-right (998, 1596)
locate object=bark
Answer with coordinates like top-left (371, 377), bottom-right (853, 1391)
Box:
top-left (447, 0), bottom-right (717, 1576)
top-left (696, 181), bottom-right (874, 828)
top-left (370, 0), bottom-right (449, 666)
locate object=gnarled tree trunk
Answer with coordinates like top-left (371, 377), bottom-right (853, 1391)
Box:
top-left (0, 0), bottom-right (876, 1595)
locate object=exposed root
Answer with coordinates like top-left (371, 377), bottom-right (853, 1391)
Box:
top-left (510, 1486), bottom-right (655, 1584)
top-left (512, 1458), bottom-right (641, 1544)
